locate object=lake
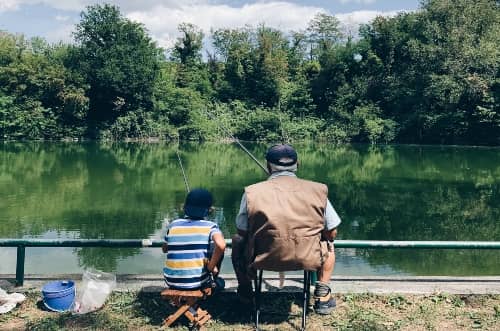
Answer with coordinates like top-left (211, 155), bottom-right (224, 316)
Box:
top-left (0, 142), bottom-right (499, 276)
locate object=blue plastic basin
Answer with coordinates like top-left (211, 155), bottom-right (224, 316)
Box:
top-left (42, 280), bottom-right (75, 312)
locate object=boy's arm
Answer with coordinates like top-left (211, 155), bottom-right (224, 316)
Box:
top-left (206, 232), bottom-right (226, 275)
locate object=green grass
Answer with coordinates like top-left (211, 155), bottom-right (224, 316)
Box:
top-left (1, 291), bottom-right (499, 330)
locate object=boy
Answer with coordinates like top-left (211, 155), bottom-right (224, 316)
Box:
top-left (162, 189), bottom-right (226, 290)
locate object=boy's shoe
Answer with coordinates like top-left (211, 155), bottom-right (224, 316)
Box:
top-left (314, 293), bottom-right (336, 315)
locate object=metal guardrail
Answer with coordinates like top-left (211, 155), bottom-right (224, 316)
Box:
top-left (1, 239), bottom-right (500, 286)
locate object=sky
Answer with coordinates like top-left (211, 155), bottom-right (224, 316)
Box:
top-left (0, 0), bottom-right (421, 49)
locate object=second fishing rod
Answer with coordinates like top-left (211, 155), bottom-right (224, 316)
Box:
top-left (176, 106), bottom-right (269, 193)
top-left (203, 107), bottom-right (270, 176)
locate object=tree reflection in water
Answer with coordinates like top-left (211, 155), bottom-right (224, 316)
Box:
top-left (0, 142), bottom-right (498, 275)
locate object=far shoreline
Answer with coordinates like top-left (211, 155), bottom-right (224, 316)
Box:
top-left (2, 139), bottom-right (500, 149)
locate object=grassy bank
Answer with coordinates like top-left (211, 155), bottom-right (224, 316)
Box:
top-left (1, 291), bottom-right (499, 330)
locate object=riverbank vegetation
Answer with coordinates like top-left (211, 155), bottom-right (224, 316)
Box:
top-left (0, 0), bottom-right (499, 145)
top-left (1, 291), bottom-right (499, 330)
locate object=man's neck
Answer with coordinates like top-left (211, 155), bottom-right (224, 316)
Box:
top-left (269, 170), bottom-right (297, 180)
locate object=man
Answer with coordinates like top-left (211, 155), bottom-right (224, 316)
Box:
top-left (163, 188), bottom-right (226, 290)
top-left (231, 144), bottom-right (341, 314)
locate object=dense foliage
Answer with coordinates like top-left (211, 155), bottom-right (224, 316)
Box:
top-left (0, 0), bottom-right (499, 145)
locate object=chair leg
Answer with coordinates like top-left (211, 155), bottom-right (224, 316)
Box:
top-left (185, 306), bottom-right (212, 329)
top-left (254, 269), bottom-right (263, 330)
top-left (306, 271), bottom-right (311, 310)
top-left (163, 303), bottom-right (191, 327)
top-left (302, 271), bottom-right (311, 331)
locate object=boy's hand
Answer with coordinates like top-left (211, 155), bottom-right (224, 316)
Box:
top-left (206, 232), bottom-right (225, 277)
top-left (207, 262), bottom-right (219, 276)
top-left (161, 243), bottom-right (168, 253)
top-left (209, 265), bottom-right (219, 276)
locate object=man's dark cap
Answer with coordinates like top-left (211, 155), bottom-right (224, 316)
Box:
top-left (265, 144), bottom-right (298, 166)
top-left (184, 188), bottom-right (213, 218)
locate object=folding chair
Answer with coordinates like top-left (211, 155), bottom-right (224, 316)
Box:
top-left (254, 270), bottom-right (312, 331)
top-left (161, 287), bottom-right (212, 330)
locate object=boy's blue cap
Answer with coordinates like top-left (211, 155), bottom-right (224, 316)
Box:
top-left (265, 144), bottom-right (297, 166)
top-left (184, 188), bottom-right (213, 218)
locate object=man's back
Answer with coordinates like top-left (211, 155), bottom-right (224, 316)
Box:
top-left (245, 175), bottom-right (329, 271)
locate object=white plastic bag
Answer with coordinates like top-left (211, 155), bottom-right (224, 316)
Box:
top-left (0, 287), bottom-right (26, 314)
top-left (73, 269), bottom-right (116, 314)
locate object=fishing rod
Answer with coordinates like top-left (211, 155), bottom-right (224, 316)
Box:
top-left (176, 107), bottom-right (269, 191)
top-left (176, 144), bottom-right (190, 193)
top-left (204, 107), bottom-right (270, 176)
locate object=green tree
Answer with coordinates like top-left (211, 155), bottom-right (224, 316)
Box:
top-left (73, 4), bottom-right (162, 134)
top-left (306, 13), bottom-right (343, 60)
top-left (212, 26), bottom-right (290, 108)
top-left (361, 0), bottom-right (500, 144)
top-left (172, 23), bottom-right (203, 65)
top-left (212, 27), bottom-right (253, 102)
top-left (171, 23), bottom-right (212, 96)
top-left (0, 33), bottom-right (88, 139)
top-left (249, 26), bottom-right (289, 107)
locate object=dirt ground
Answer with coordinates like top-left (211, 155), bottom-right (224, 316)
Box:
top-left (1, 291), bottom-right (499, 330)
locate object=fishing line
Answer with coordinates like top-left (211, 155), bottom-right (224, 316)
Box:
top-left (175, 143), bottom-right (190, 193)
top-left (204, 107), bottom-right (270, 175)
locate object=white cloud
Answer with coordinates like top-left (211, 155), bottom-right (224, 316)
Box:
top-left (0, 0), bottom-right (204, 13)
top-left (127, 2), bottom-right (326, 49)
top-left (0, 0), bottom-right (82, 12)
top-left (127, 4), bottom-right (401, 49)
top-left (336, 10), bottom-right (400, 24)
top-left (0, 0), bottom-right (20, 12)
top-left (1, 1), bottom-right (403, 49)
top-left (45, 23), bottom-right (74, 43)
top-left (336, 10), bottom-right (402, 38)
top-left (55, 15), bottom-right (70, 21)
top-left (340, 0), bottom-right (376, 4)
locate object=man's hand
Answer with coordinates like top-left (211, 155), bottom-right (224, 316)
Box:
top-left (322, 228), bottom-right (338, 241)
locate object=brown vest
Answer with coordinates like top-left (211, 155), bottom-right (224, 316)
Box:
top-left (245, 175), bottom-right (329, 271)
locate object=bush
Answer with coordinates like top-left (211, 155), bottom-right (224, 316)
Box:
top-left (235, 107), bottom-right (282, 141)
top-left (101, 110), bottom-right (176, 140)
top-left (0, 95), bottom-right (61, 139)
top-left (353, 104), bottom-right (399, 144)
top-left (282, 116), bottom-right (323, 141)
top-left (320, 124), bottom-right (351, 143)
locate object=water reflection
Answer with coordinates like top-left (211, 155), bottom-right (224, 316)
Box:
top-left (0, 142), bottom-right (499, 275)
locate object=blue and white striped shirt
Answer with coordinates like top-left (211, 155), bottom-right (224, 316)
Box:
top-left (163, 218), bottom-right (221, 289)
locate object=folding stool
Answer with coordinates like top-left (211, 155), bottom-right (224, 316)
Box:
top-left (161, 287), bottom-right (212, 330)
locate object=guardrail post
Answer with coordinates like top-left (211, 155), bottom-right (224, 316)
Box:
top-left (15, 245), bottom-right (25, 287)
top-left (311, 271), bottom-right (318, 285)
